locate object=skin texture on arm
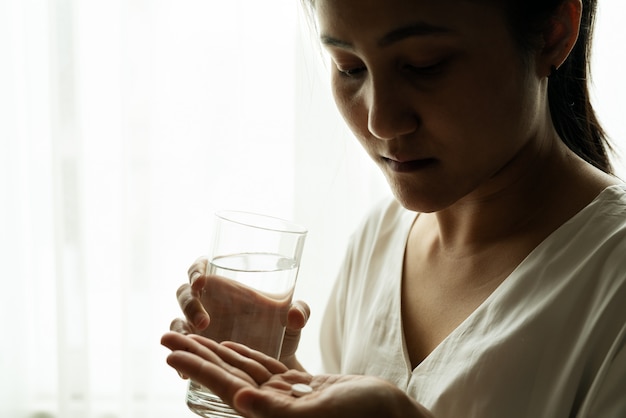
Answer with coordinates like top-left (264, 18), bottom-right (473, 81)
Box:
top-left (161, 332), bottom-right (434, 418)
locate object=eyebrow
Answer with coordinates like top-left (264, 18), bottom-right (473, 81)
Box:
top-left (320, 22), bottom-right (454, 50)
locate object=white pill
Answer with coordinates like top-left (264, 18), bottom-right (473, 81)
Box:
top-left (291, 383), bottom-right (313, 397)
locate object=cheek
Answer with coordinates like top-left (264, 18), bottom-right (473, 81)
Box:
top-left (331, 75), bottom-right (355, 120)
top-left (437, 60), bottom-right (537, 150)
top-left (467, 46), bottom-right (539, 133)
top-left (331, 76), bottom-right (370, 140)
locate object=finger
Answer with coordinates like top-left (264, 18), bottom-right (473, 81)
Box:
top-left (188, 335), bottom-right (278, 384)
top-left (169, 317), bottom-right (192, 334)
top-left (257, 370), bottom-right (314, 397)
top-left (165, 322), bottom-right (191, 379)
top-left (176, 282), bottom-right (209, 330)
top-left (166, 350), bottom-right (254, 409)
top-left (161, 332), bottom-right (257, 385)
top-left (221, 341), bottom-right (289, 375)
top-left (187, 257), bottom-right (208, 283)
top-left (286, 300), bottom-right (310, 331)
top-left (161, 332), bottom-right (223, 363)
top-left (160, 331), bottom-right (197, 380)
top-left (269, 369), bottom-right (313, 386)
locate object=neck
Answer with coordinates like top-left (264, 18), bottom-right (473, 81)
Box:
top-left (425, 134), bottom-right (604, 255)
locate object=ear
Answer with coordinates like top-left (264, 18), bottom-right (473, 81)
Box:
top-left (538, 0), bottom-right (582, 76)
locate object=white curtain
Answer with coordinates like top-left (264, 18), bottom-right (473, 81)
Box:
top-left (1, 1), bottom-right (387, 417)
top-left (0, 1), bottom-right (624, 417)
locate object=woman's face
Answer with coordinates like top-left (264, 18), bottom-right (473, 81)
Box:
top-left (316, 0), bottom-right (551, 212)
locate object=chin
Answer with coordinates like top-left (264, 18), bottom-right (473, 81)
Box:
top-left (380, 166), bottom-right (456, 213)
top-left (388, 182), bottom-right (462, 214)
top-left (390, 189), bottom-right (447, 214)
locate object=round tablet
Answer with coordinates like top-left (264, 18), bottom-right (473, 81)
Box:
top-left (291, 383), bottom-right (313, 397)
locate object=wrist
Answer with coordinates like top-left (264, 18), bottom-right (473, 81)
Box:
top-left (381, 380), bottom-right (434, 418)
top-left (396, 393), bottom-right (435, 418)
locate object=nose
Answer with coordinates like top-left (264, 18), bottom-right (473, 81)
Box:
top-left (366, 76), bottom-right (418, 140)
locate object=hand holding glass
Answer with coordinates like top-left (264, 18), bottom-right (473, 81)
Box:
top-left (186, 211), bottom-right (307, 418)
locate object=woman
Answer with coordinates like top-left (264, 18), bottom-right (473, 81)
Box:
top-left (162, 0), bottom-right (626, 416)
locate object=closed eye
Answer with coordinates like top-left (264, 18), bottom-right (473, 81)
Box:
top-left (335, 59), bottom-right (447, 79)
top-left (404, 60), bottom-right (446, 76)
top-left (337, 66), bottom-right (367, 78)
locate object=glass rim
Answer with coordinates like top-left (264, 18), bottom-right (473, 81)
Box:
top-left (215, 210), bottom-right (307, 235)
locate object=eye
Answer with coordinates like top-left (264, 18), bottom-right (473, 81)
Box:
top-left (336, 65), bottom-right (367, 78)
top-left (403, 60), bottom-right (446, 76)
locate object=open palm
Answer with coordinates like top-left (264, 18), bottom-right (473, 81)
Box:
top-left (161, 332), bottom-right (433, 418)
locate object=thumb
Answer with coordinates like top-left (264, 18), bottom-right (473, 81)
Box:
top-left (286, 300), bottom-right (310, 331)
top-left (281, 300), bottom-right (310, 367)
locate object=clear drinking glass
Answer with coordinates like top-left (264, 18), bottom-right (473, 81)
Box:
top-left (186, 210), bottom-right (307, 418)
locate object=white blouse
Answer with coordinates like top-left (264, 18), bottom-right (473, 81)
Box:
top-left (320, 185), bottom-right (626, 417)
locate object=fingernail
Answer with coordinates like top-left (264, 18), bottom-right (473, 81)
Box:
top-left (194, 313), bottom-right (208, 329)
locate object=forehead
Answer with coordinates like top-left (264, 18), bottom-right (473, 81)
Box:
top-left (314, 0), bottom-right (507, 43)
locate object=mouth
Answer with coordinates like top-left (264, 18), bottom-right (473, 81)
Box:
top-left (382, 157), bottom-right (436, 173)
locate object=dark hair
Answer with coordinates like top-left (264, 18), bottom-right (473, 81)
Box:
top-left (507, 0), bottom-right (613, 174)
top-left (300, 0), bottom-right (614, 174)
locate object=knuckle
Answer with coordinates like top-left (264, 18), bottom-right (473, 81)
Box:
top-left (169, 318), bottom-right (189, 334)
top-left (179, 296), bottom-right (198, 314)
top-left (293, 300), bottom-right (311, 319)
top-left (176, 283), bottom-right (190, 299)
top-left (187, 257), bottom-right (208, 279)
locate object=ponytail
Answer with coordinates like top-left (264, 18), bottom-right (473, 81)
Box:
top-left (510, 0), bottom-right (613, 173)
top-left (548, 0), bottom-right (613, 173)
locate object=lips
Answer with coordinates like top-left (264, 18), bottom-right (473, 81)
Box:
top-left (382, 157), bottom-right (436, 173)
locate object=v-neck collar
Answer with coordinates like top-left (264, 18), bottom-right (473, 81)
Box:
top-left (394, 184), bottom-right (626, 374)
